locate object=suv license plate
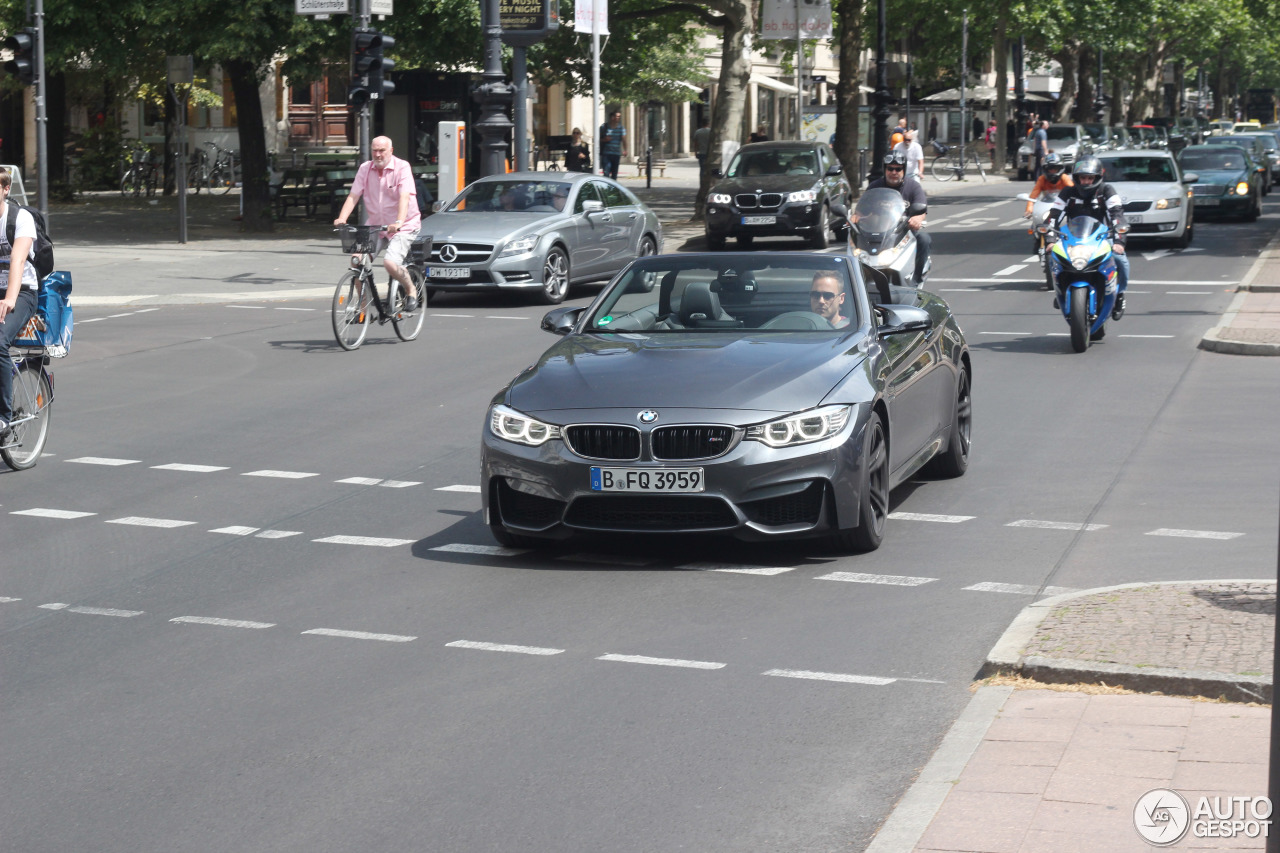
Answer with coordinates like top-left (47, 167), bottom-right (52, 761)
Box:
top-left (741, 215), bottom-right (777, 225)
top-left (590, 467), bottom-right (704, 492)
top-left (429, 267), bottom-right (470, 279)
top-left (1196, 198), bottom-right (1220, 206)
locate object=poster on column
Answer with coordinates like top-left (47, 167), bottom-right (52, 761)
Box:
top-left (760, 0), bottom-right (832, 39)
top-left (573, 0), bottom-right (608, 34)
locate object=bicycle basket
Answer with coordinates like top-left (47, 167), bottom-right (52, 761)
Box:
top-left (408, 234), bottom-right (433, 266)
top-left (338, 225), bottom-right (380, 255)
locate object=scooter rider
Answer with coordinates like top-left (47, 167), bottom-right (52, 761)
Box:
top-left (863, 152), bottom-right (930, 284)
top-left (1045, 156), bottom-right (1129, 319)
top-left (1023, 153), bottom-right (1073, 217)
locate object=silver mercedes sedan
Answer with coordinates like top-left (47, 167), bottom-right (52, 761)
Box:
top-left (422, 172), bottom-right (663, 305)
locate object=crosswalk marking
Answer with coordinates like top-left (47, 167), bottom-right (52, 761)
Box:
top-left (963, 582), bottom-right (1078, 596)
top-left (680, 562), bottom-right (795, 575)
top-left (762, 669), bottom-right (896, 685)
top-left (431, 543), bottom-right (529, 557)
top-left (597, 654), bottom-right (725, 670)
top-left (66, 457), bottom-right (140, 466)
top-left (11, 508), bottom-right (97, 519)
top-left (313, 535), bottom-right (415, 547)
top-left (446, 640), bottom-right (565, 655)
top-left (106, 516), bottom-right (197, 528)
top-left (171, 616), bottom-right (276, 629)
top-left (1146, 528), bottom-right (1244, 540)
top-left (302, 628), bottom-right (416, 642)
top-left (816, 572), bottom-right (936, 586)
top-left (152, 463), bottom-right (229, 473)
top-left (243, 470), bottom-right (318, 479)
top-left (888, 512), bottom-right (975, 523)
top-left (1007, 519), bottom-right (1107, 532)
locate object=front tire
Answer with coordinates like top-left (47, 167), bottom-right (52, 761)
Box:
top-left (832, 412), bottom-right (889, 553)
top-left (0, 362), bottom-right (52, 471)
top-left (331, 271), bottom-right (370, 351)
top-left (539, 247), bottom-right (569, 304)
top-left (809, 205), bottom-right (831, 249)
top-left (637, 235), bottom-right (658, 258)
top-left (1068, 288), bottom-right (1090, 353)
top-left (1174, 215), bottom-right (1193, 248)
top-left (391, 269), bottom-right (427, 342)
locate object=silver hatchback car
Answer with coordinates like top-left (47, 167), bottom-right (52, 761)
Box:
top-left (422, 172), bottom-right (663, 304)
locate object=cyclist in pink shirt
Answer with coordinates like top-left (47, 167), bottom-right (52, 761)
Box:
top-left (334, 136), bottom-right (422, 309)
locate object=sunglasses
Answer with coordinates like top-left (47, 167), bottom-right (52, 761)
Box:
top-left (809, 290), bottom-right (840, 301)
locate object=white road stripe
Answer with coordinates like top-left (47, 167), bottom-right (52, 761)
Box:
top-left (486, 315), bottom-right (530, 320)
top-left (273, 307), bottom-right (315, 311)
top-left (39, 604), bottom-right (143, 617)
top-left (1021, 256), bottom-right (1039, 263)
top-left (134, 308), bottom-right (161, 314)
top-left (999, 218), bottom-right (1031, 227)
top-left (597, 654), bottom-right (725, 670)
top-left (80, 317), bottom-right (106, 323)
top-left (152, 463), bottom-right (229, 473)
top-left (446, 640), bottom-right (565, 655)
top-left (302, 628), bottom-right (416, 642)
top-left (210, 526), bottom-right (259, 535)
top-left (106, 313), bottom-right (135, 318)
top-left (964, 582), bottom-right (1079, 596)
top-left (1146, 528), bottom-right (1244, 540)
top-left (763, 669), bottom-right (896, 685)
top-left (437, 484), bottom-right (482, 492)
top-left (227, 305), bottom-right (266, 309)
top-left (1168, 291), bottom-right (1211, 295)
top-left (817, 571), bottom-right (936, 586)
top-left (12, 508), bottom-right (97, 519)
top-left (1119, 334), bottom-right (1175, 339)
top-left (337, 477), bottom-right (382, 486)
top-left (680, 562), bottom-right (795, 575)
top-left (256, 529), bottom-right (302, 539)
top-left (106, 516), bottom-right (197, 528)
top-left (243, 470), bottom-right (318, 479)
top-left (431, 543), bottom-right (529, 556)
top-left (888, 511), bottom-right (975, 523)
top-left (66, 456), bottom-right (140, 466)
top-left (994, 264), bottom-right (1029, 276)
top-left (1007, 519), bottom-right (1107, 532)
top-left (171, 616), bottom-right (275, 629)
top-left (379, 480), bottom-right (421, 488)
top-left (930, 278), bottom-right (1038, 284)
top-left (0, 597), bottom-right (21, 603)
top-left (978, 331), bottom-right (1032, 335)
top-left (313, 535), bottom-right (414, 547)
top-left (431, 313), bottom-right (475, 318)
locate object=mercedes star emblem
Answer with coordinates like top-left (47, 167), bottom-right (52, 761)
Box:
top-left (439, 244), bottom-right (458, 263)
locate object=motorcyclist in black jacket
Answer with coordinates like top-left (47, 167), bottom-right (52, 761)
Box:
top-left (864, 151), bottom-right (930, 283)
top-left (1045, 156), bottom-right (1130, 319)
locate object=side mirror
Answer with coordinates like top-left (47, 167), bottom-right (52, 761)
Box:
top-left (541, 306), bottom-right (586, 336)
top-left (1182, 171), bottom-right (1199, 184)
top-left (825, 164), bottom-right (843, 176)
top-left (431, 201), bottom-right (447, 213)
top-left (712, 168), bottom-right (723, 178)
top-left (905, 202), bottom-right (927, 218)
top-left (878, 304), bottom-right (931, 336)
top-left (581, 199), bottom-right (605, 213)
top-left (829, 201), bottom-right (850, 219)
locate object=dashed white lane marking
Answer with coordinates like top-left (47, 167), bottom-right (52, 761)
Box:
top-left (1119, 334), bottom-right (1176, 339)
top-left (436, 484), bottom-right (482, 493)
top-left (1146, 528), bottom-right (1245, 540)
top-left (171, 616), bottom-right (276, 629)
top-left (597, 653), bottom-right (726, 670)
top-left (431, 543), bottom-right (529, 557)
top-left (209, 526), bottom-right (303, 539)
top-left (11, 508), bottom-right (97, 519)
top-left (80, 317), bottom-right (106, 323)
top-left (963, 582), bottom-right (1079, 596)
top-left (680, 562), bottom-right (795, 575)
top-left (558, 552), bottom-right (651, 566)
top-left (486, 315), bottom-right (530, 320)
top-left (763, 669), bottom-right (896, 685)
top-left (1007, 519), bottom-right (1108, 532)
top-left (227, 305), bottom-right (266, 310)
top-left (978, 331), bottom-right (1033, 335)
top-left (301, 628), bottom-right (416, 642)
top-left (39, 603), bottom-right (143, 617)
top-left (273, 307), bottom-right (316, 312)
top-left (312, 535), bottom-right (415, 547)
top-left (256, 529), bottom-right (303, 539)
top-left (817, 571), bottom-right (936, 586)
top-left (106, 516), bottom-right (198, 529)
top-left (243, 469), bottom-right (318, 479)
top-left (1021, 255), bottom-right (1039, 263)
top-left (446, 640), bottom-right (565, 655)
top-left (152, 463), bottom-right (229, 473)
top-left (66, 456), bottom-right (140, 466)
top-left (0, 597), bottom-right (21, 603)
top-left (336, 477), bottom-right (422, 488)
top-left (379, 480), bottom-right (420, 488)
top-left (431, 313), bottom-right (475, 318)
top-left (888, 511), bottom-right (975, 523)
top-left (994, 264), bottom-right (1029, 276)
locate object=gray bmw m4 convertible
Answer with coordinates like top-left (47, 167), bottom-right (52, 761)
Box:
top-left (481, 252), bottom-right (972, 552)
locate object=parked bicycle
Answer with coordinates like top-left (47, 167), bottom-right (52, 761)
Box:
top-left (331, 225), bottom-right (427, 351)
top-left (929, 141), bottom-right (987, 182)
top-left (120, 146), bottom-right (159, 198)
top-left (187, 141), bottom-right (237, 194)
top-left (2, 350), bottom-right (53, 470)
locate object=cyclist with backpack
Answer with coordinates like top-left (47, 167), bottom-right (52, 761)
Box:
top-left (0, 170), bottom-right (39, 437)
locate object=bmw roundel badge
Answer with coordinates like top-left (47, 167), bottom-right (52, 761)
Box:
top-left (638, 410), bottom-right (659, 424)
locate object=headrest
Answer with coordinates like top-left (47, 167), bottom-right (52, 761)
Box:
top-left (680, 281), bottom-right (723, 323)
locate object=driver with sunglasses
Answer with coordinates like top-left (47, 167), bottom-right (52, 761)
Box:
top-left (862, 152), bottom-right (931, 284)
top-left (809, 270), bottom-right (850, 328)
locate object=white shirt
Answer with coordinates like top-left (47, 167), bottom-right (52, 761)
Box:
top-left (896, 141), bottom-right (925, 180)
top-left (1, 201), bottom-right (38, 291)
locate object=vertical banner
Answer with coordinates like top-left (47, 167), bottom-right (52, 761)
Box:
top-left (759, 0), bottom-right (831, 39)
top-left (573, 0), bottom-right (607, 35)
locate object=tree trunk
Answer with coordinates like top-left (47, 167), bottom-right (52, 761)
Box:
top-left (225, 59), bottom-right (273, 233)
top-left (1052, 45), bottom-right (1078, 122)
top-left (1076, 45), bottom-right (1094, 123)
top-left (833, 0), bottom-right (865, 194)
top-left (695, 0), bottom-right (756, 218)
top-left (993, 15), bottom-right (1008, 172)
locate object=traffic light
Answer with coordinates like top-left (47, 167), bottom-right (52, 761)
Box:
top-left (349, 28), bottom-right (394, 108)
top-left (4, 27), bottom-right (37, 86)
top-left (367, 33), bottom-right (395, 100)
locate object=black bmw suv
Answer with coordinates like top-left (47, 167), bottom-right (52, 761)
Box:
top-left (705, 141), bottom-right (852, 250)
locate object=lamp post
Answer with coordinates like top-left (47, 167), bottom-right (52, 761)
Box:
top-left (474, 0), bottom-right (514, 177)
top-left (869, 0), bottom-right (891, 181)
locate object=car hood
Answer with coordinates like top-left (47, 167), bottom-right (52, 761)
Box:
top-left (1186, 168), bottom-right (1247, 183)
top-left (1109, 181), bottom-right (1184, 201)
top-left (426, 211), bottom-right (557, 244)
top-left (507, 332), bottom-right (866, 420)
top-left (711, 175), bottom-right (819, 196)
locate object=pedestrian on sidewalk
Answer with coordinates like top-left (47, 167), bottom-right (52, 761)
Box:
top-left (599, 111), bottom-right (626, 180)
top-left (693, 118), bottom-right (712, 171)
top-left (565, 128), bottom-right (591, 173)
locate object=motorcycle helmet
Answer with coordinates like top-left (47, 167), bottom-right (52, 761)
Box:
top-left (1072, 156), bottom-right (1105, 200)
top-left (882, 151), bottom-right (908, 184)
top-left (1043, 153), bottom-right (1065, 182)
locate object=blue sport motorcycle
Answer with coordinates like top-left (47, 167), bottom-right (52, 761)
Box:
top-left (1042, 215), bottom-right (1121, 353)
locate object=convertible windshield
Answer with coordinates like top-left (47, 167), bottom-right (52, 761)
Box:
top-left (1099, 157), bottom-right (1176, 182)
top-left (446, 179), bottom-right (573, 213)
top-left (726, 149), bottom-right (818, 178)
top-left (587, 256), bottom-right (863, 333)
top-left (1181, 150), bottom-right (1246, 171)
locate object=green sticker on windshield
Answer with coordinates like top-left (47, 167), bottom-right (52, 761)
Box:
top-left (599, 315), bottom-right (613, 325)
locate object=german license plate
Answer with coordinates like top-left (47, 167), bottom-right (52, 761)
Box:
top-left (429, 266), bottom-right (470, 279)
top-left (741, 215), bottom-right (776, 225)
top-left (1196, 198), bottom-right (1220, 206)
top-left (590, 467), bottom-right (704, 492)
top-left (1127, 215), bottom-right (1143, 223)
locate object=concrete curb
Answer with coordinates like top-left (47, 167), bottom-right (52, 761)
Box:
top-left (1199, 228), bottom-right (1280, 355)
top-left (977, 579), bottom-right (1274, 704)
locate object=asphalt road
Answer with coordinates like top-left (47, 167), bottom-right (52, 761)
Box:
top-left (2, 181), bottom-right (1277, 852)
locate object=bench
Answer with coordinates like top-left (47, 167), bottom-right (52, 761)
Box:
top-left (636, 159), bottom-right (668, 178)
top-left (270, 168), bottom-right (324, 220)
top-left (317, 169), bottom-right (358, 220)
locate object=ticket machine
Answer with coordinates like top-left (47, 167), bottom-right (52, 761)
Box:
top-left (437, 121), bottom-right (466, 205)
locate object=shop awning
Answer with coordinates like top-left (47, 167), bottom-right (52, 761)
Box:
top-left (750, 73), bottom-right (799, 95)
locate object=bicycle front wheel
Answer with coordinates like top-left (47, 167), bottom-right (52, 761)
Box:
top-left (332, 271), bottom-right (371, 351)
top-left (930, 156), bottom-right (954, 182)
top-left (391, 269), bottom-right (427, 342)
top-left (1, 360), bottom-right (52, 470)
top-left (120, 170), bottom-right (141, 197)
top-left (211, 165), bottom-right (233, 194)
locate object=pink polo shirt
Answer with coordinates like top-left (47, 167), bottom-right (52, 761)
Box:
top-left (350, 155), bottom-right (420, 231)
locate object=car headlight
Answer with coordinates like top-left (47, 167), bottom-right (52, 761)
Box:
top-left (1155, 197), bottom-right (1181, 209)
top-left (499, 235), bottom-right (539, 257)
top-left (745, 405), bottom-right (852, 448)
top-left (1236, 182), bottom-right (1251, 195)
top-left (787, 189), bottom-right (818, 203)
top-left (709, 192), bottom-right (732, 204)
top-left (489, 404), bottom-right (561, 446)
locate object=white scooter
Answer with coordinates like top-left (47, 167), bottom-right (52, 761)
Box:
top-left (834, 188), bottom-right (930, 296)
top-left (1016, 191), bottom-right (1059, 290)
